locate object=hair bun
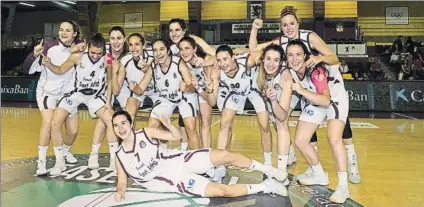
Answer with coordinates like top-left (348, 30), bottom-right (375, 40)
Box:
top-left (280, 6), bottom-right (298, 18)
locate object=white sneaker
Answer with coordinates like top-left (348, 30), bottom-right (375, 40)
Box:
top-left (65, 152), bottom-right (78, 164)
top-left (205, 167), bottom-right (215, 178)
top-left (50, 159), bottom-right (66, 176)
top-left (160, 143), bottom-right (168, 150)
top-left (348, 156), bottom-right (361, 184)
top-left (36, 159), bottom-right (47, 176)
top-left (263, 178), bottom-right (288, 196)
top-left (287, 152), bottom-right (297, 166)
top-left (210, 167), bottom-right (226, 182)
top-left (329, 185), bottom-right (350, 203)
top-left (264, 165), bottom-right (288, 182)
top-left (299, 172), bottom-right (329, 186)
top-left (296, 166), bottom-right (313, 181)
top-left (174, 146), bottom-right (187, 152)
top-left (109, 156), bottom-right (116, 172)
top-left (88, 153), bottom-right (99, 169)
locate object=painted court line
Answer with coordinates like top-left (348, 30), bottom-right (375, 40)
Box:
top-left (228, 176), bottom-right (239, 185)
top-left (211, 119), bottom-right (221, 127)
top-left (393, 112), bottom-right (418, 120)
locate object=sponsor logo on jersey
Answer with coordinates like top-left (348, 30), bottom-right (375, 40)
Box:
top-left (139, 140), bottom-right (146, 148)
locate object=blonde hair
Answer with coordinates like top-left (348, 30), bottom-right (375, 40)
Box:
top-left (257, 44), bottom-right (285, 93)
top-left (280, 6), bottom-right (299, 22)
top-left (257, 61), bottom-right (267, 93)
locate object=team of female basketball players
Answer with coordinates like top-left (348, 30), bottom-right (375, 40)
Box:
top-left (23, 6), bottom-right (361, 204)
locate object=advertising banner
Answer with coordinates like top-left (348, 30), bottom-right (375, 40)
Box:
top-left (1, 76), bottom-right (37, 102)
top-left (2, 77), bottom-right (423, 112)
top-left (231, 23), bottom-right (280, 34)
top-left (385, 6), bottom-right (409, 25)
top-left (337, 44), bottom-right (366, 55)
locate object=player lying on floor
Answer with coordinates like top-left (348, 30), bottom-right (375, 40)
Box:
top-left (112, 110), bottom-right (289, 201)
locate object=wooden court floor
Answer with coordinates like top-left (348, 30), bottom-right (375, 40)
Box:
top-left (1, 106), bottom-right (424, 207)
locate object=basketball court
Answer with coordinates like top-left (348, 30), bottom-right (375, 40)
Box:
top-left (2, 104), bottom-right (423, 207)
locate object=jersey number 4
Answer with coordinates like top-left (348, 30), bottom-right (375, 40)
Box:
top-left (90, 71), bottom-right (95, 77)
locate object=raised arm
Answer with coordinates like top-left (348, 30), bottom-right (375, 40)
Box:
top-left (201, 66), bottom-right (220, 106)
top-left (309, 32), bottom-right (339, 66)
top-left (144, 114), bottom-right (182, 141)
top-left (292, 68), bottom-right (330, 106)
top-left (69, 40), bottom-right (87, 54)
top-left (130, 63), bottom-right (153, 95)
top-left (249, 19), bottom-right (279, 52)
top-left (278, 70), bottom-right (294, 112)
top-left (246, 53), bottom-right (258, 68)
top-left (112, 61), bottom-right (126, 96)
top-left (44, 53), bottom-right (81, 75)
top-left (178, 59), bottom-right (193, 86)
top-left (190, 34), bottom-right (216, 56)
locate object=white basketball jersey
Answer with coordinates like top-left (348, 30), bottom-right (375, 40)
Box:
top-left (187, 63), bottom-right (205, 90)
top-left (185, 62), bottom-right (205, 100)
top-left (38, 41), bottom-right (75, 95)
top-left (121, 50), bottom-right (156, 96)
top-left (279, 30), bottom-right (319, 58)
top-left (250, 66), bottom-right (260, 90)
top-left (281, 30), bottom-right (347, 103)
top-left (289, 69), bottom-right (326, 110)
top-left (70, 53), bottom-right (107, 96)
top-left (153, 55), bottom-right (183, 103)
top-left (219, 53), bottom-right (254, 97)
top-left (264, 69), bottom-right (284, 102)
top-left (116, 129), bottom-right (164, 184)
top-left (325, 65), bottom-right (348, 101)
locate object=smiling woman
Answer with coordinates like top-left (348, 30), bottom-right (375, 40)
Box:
top-left (21, 20), bottom-right (83, 177)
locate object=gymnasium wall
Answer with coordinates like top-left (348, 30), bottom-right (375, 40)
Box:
top-left (199, 1), bottom-right (314, 43)
top-left (265, 1), bottom-right (314, 19)
top-left (201, 1), bottom-right (247, 20)
top-left (160, 1), bottom-right (189, 21)
top-left (9, 10), bottom-right (78, 37)
top-left (324, 1), bottom-right (357, 18)
top-left (96, 2), bottom-right (160, 38)
top-left (358, 1), bottom-right (424, 43)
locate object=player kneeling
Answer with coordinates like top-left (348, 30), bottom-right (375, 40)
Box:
top-left (112, 110), bottom-right (288, 200)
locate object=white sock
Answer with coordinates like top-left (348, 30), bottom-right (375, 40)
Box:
top-left (337, 171), bottom-right (348, 186)
top-left (249, 159), bottom-right (266, 172)
top-left (160, 142), bottom-right (168, 149)
top-left (62, 144), bottom-right (71, 156)
top-left (263, 152), bottom-right (272, 166)
top-left (311, 163), bottom-right (325, 175)
top-left (38, 145), bottom-right (48, 161)
top-left (91, 144), bottom-right (101, 154)
top-left (345, 144), bottom-right (357, 164)
top-left (313, 146), bottom-right (318, 152)
top-left (246, 183), bottom-right (266, 195)
top-left (216, 165), bottom-right (226, 177)
top-left (108, 142), bottom-right (118, 158)
top-left (289, 144), bottom-right (295, 155)
top-left (277, 155), bottom-right (288, 170)
top-left (53, 146), bottom-right (64, 161)
top-left (181, 142), bottom-right (188, 150)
